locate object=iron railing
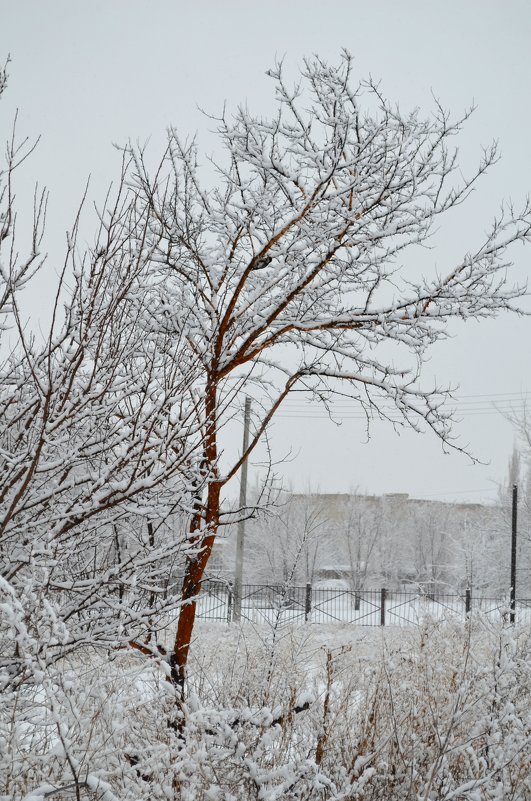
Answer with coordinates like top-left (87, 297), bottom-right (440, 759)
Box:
top-left (191, 579), bottom-right (531, 627)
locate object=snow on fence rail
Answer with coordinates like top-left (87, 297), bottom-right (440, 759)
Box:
top-left (193, 579), bottom-right (531, 627)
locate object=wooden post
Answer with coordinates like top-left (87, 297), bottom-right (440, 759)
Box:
top-left (510, 484), bottom-right (518, 625)
top-left (305, 582), bottom-right (312, 621)
top-left (465, 587), bottom-right (471, 616)
top-left (226, 583), bottom-right (233, 623)
top-left (233, 397), bottom-right (251, 622)
top-left (380, 588), bottom-right (386, 626)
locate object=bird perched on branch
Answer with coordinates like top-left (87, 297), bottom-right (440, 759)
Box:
top-left (253, 255), bottom-right (273, 270)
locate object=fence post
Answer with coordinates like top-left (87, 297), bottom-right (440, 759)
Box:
top-left (465, 588), bottom-right (471, 616)
top-left (380, 588), bottom-right (386, 626)
top-left (226, 583), bottom-right (233, 623)
top-left (305, 582), bottom-right (312, 622)
top-left (510, 484), bottom-right (518, 625)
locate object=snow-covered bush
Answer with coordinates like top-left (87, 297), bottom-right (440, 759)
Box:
top-left (3, 618), bottom-right (529, 800)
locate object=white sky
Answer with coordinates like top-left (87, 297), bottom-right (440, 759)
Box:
top-left (2, 1), bottom-right (531, 503)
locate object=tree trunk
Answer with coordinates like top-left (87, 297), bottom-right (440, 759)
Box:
top-left (171, 377), bottom-right (220, 698)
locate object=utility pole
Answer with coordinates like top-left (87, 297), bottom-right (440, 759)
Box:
top-left (510, 483), bottom-right (518, 624)
top-left (233, 396), bottom-right (251, 622)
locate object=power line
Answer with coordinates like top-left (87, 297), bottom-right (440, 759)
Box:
top-left (279, 397), bottom-right (528, 410)
top-left (274, 390), bottom-right (529, 420)
top-left (433, 391), bottom-right (529, 400)
top-left (275, 408), bottom-right (527, 420)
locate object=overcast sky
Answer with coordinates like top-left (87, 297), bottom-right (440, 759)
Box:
top-left (2, 1), bottom-right (530, 503)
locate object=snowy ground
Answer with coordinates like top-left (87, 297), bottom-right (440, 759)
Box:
top-left (6, 616), bottom-right (531, 800)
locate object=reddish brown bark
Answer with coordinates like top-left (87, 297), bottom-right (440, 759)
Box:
top-left (170, 483), bottom-right (220, 692)
top-left (171, 376), bottom-right (220, 697)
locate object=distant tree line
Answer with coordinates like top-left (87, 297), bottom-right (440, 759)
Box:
top-left (226, 477), bottom-right (531, 598)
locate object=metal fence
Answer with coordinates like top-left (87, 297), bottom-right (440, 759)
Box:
top-left (194, 579), bottom-right (531, 627)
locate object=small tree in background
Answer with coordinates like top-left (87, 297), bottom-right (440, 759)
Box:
top-left (244, 491), bottom-right (331, 585)
top-left (129, 52), bottom-right (531, 691)
top-left (497, 438), bottom-right (531, 597)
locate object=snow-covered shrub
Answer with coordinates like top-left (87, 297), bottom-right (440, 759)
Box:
top-left (5, 618), bottom-right (528, 800)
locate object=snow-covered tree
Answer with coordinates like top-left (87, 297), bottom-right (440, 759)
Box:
top-left (3, 52), bottom-right (531, 798)
top-left (499, 431), bottom-right (531, 596)
top-left (0, 172), bottom-right (203, 663)
top-left (0, 64), bottom-right (207, 795)
top-left (129, 52), bottom-right (531, 689)
top-left (243, 491), bottom-right (333, 585)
